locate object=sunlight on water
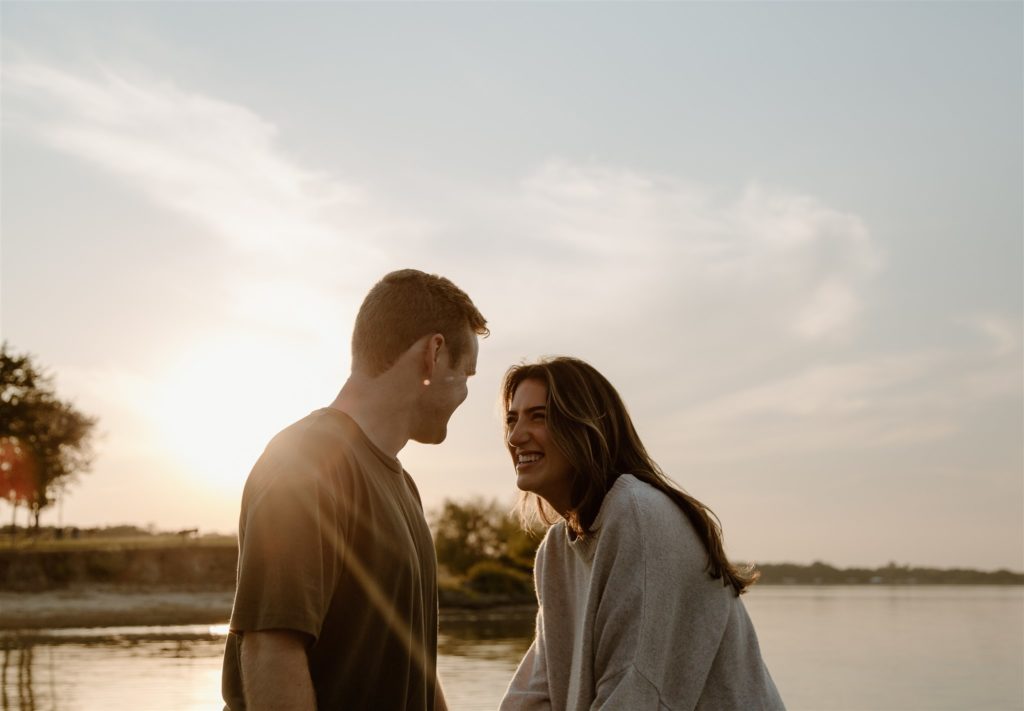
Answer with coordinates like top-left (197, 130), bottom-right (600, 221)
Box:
top-left (0, 610), bottom-right (537, 711)
top-left (1, 633), bottom-right (226, 711)
top-left (2, 588), bottom-right (1021, 711)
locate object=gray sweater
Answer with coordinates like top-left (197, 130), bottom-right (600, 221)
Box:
top-left (500, 475), bottom-right (785, 711)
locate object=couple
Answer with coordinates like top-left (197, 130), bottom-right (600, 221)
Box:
top-left (221, 269), bottom-right (784, 711)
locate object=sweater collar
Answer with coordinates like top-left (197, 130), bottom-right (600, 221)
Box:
top-left (563, 474), bottom-right (635, 562)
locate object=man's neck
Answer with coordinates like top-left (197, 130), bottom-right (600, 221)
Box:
top-left (329, 375), bottom-right (412, 459)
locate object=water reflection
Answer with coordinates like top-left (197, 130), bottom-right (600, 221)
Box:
top-left (1, 639), bottom-right (35, 711)
top-left (438, 607), bottom-right (536, 658)
top-left (0, 612), bottom-right (537, 711)
top-left (0, 627), bottom-right (228, 711)
top-left (2, 589), bottom-right (1021, 710)
top-left (436, 607), bottom-right (537, 711)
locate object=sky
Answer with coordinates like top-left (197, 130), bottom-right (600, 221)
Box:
top-left (1, 2), bottom-right (1021, 570)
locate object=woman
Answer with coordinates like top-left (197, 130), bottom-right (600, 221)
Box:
top-left (499, 357), bottom-right (784, 711)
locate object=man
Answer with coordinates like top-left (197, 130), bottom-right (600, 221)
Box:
top-left (222, 269), bottom-right (488, 710)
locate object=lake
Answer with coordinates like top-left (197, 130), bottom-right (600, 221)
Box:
top-left (2, 586), bottom-right (1021, 710)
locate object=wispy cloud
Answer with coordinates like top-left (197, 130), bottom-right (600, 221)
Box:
top-left (464, 158), bottom-right (880, 370)
top-left (6, 62), bottom-right (883, 352)
top-left (4, 61), bottom-right (409, 496)
top-left (4, 62), bottom-right (408, 268)
top-left (961, 313), bottom-right (1022, 357)
top-left (519, 161), bottom-right (880, 281)
top-left (9, 59), bottom-right (1017, 563)
top-left (660, 352), bottom-right (957, 459)
top-left (651, 320), bottom-right (1021, 466)
top-left (4, 60), bottom-right (442, 349)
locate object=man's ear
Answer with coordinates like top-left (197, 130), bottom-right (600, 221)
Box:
top-left (422, 333), bottom-right (445, 382)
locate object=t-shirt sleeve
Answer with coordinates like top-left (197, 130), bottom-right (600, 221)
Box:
top-left (228, 451), bottom-right (345, 642)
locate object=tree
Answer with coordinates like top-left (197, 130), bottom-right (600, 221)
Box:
top-left (432, 498), bottom-right (542, 576)
top-left (0, 342), bottom-right (97, 531)
top-left (0, 435), bottom-right (36, 528)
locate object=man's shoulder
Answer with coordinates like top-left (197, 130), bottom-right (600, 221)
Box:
top-left (244, 410), bottom-right (362, 496)
top-left (263, 409), bottom-right (365, 464)
top-left (269, 407), bottom-right (349, 447)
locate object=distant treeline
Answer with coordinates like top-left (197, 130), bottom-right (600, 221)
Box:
top-left (1, 524), bottom-right (212, 540)
top-left (751, 561), bottom-right (1023, 585)
top-left (4, 521), bottom-right (1022, 588)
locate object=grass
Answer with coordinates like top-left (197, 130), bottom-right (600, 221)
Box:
top-left (0, 534), bottom-right (237, 553)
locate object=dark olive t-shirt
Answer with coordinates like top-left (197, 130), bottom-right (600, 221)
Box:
top-left (222, 409), bottom-right (438, 710)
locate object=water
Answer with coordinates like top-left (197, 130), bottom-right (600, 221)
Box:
top-left (2, 587), bottom-right (1021, 710)
top-left (749, 586), bottom-right (1024, 711)
top-left (0, 614), bottom-right (536, 711)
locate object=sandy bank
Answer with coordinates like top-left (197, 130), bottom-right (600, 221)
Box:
top-left (0, 585), bottom-right (235, 630)
top-left (0, 584), bottom-right (537, 631)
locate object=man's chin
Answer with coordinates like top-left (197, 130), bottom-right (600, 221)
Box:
top-left (412, 428), bottom-right (447, 445)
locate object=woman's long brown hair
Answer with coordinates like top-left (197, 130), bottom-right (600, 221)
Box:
top-left (502, 356), bottom-right (759, 595)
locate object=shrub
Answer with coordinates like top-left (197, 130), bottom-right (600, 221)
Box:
top-left (432, 498), bottom-right (542, 576)
top-left (465, 561), bottom-right (534, 597)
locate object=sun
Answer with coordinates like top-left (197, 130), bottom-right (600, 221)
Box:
top-left (151, 335), bottom-right (338, 494)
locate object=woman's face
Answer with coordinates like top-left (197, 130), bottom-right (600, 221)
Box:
top-left (506, 378), bottom-right (574, 516)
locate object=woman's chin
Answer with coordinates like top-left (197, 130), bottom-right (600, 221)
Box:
top-left (515, 471), bottom-right (538, 495)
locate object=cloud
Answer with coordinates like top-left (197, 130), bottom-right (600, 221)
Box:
top-left (2, 61), bottom-right (906, 450)
top-left (6, 60), bottom-right (883, 351)
top-left (7, 58), bottom-right (1019, 568)
top-left (4, 61), bottom-right (406, 271)
top-left (649, 335), bottom-right (1023, 470)
top-left (5, 60), bottom-right (452, 353)
top-left (517, 161), bottom-right (881, 279)
top-left (794, 278), bottom-right (861, 340)
top-left (961, 313), bottom-right (1022, 357)
top-left (450, 159), bottom-right (885, 394)
top-left (660, 352), bottom-right (955, 458)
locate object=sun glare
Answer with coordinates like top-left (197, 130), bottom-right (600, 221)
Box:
top-left (152, 336), bottom-right (337, 494)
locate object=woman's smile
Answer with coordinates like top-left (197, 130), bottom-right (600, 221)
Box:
top-left (505, 378), bottom-right (574, 513)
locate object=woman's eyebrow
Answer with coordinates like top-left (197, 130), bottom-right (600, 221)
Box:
top-left (506, 405), bottom-right (545, 417)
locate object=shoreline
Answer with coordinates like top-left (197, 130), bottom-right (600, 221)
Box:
top-left (0, 584), bottom-right (539, 631)
top-left (3, 583), bottom-right (1020, 632)
top-left (0, 585), bottom-right (235, 631)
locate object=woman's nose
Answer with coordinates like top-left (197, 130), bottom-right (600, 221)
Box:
top-left (507, 419), bottom-right (527, 447)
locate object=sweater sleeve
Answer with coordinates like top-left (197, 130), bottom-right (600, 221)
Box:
top-left (500, 536), bottom-right (552, 711)
top-left (590, 486), bottom-right (733, 711)
top-left (593, 665), bottom-right (664, 710)
top-left (499, 606), bottom-right (552, 711)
